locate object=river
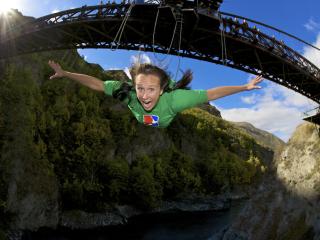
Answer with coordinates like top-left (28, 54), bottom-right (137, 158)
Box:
top-left (22, 200), bottom-right (246, 240)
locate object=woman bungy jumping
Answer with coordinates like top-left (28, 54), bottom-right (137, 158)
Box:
top-left (48, 60), bottom-right (263, 127)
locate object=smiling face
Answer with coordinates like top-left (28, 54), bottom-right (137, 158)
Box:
top-left (135, 73), bottom-right (164, 111)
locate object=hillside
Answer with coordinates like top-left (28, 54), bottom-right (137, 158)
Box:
top-left (232, 121), bottom-right (285, 157)
top-left (0, 48), bottom-right (275, 236)
top-left (219, 122), bottom-right (320, 240)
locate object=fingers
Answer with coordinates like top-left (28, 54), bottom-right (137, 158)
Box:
top-left (48, 60), bottom-right (59, 69)
top-left (48, 60), bottom-right (55, 70)
top-left (48, 60), bottom-right (62, 70)
top-left (48, 60), bottom-right (55, 79)
top-left (49, 74), bottom-right (57, 80)
top-left (255, 75), bottom-right (263, 82)
top-left (48, 60), bottom-right (64, 79)
top-left (48, 60), bottom-right (57, 65)
top-left (247, 75), bottom-right (263, 90)
top-left (48, 60), bottom-right (54, 67)
top-left (48, 60), bottom-right (62, 79)
top-left (252, 75), bottom-right (263, 85)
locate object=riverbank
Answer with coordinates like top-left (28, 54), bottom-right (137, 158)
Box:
top-left (22, 199), bottom-right (246, 240)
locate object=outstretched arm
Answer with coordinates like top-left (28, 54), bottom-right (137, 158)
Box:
top-left (48, 60), bottom-right (104, 92)
top-left (206, 75), bottom-right (263, 101)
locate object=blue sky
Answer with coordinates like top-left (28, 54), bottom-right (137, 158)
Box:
top-left (3, 0), bottom-right (320, 141)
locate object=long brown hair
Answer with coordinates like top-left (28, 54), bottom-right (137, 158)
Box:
top-left (113, 63), bottom-right (193, 101)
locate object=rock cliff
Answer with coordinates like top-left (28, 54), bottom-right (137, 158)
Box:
top-left (219, 122), bottom-right (320, 240)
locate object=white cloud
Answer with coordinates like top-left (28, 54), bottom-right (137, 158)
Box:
top-left (130, 53), bottom-right (152, 65)
top-left (241, 94), bottom-right (257, 104)
top-left (304, 18), bottom-right (320, 32)
top-left (217, 80), bottom-right (317, 142)
top-left (217, 31), bottom-right (320, 142)
top-left (51, 9), bottom-right (59, 14)
top-left (303, 33), bottom-right (320, 67)
top-left (106, 67), bottom-right (121, 70)
top-left (218, 82), bottom-right (313, 142)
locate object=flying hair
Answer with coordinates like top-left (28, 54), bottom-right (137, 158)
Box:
top-left (113, 63), bottom-right (193, 101)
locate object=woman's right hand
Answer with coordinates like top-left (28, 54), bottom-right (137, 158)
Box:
top-left (48, 60), bottom-right (65, 79)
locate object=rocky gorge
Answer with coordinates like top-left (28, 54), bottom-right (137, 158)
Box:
top-left (217, 122), bottom-right (320, 240)
top-left (1, 11), bottom-right (318, 238)
top-left (17, 120), bottom-right (320, 240)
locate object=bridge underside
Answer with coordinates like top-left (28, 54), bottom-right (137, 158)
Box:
top-left (304, 113), bottom-right (320, 125)
top-left (1, 4), bottom-right (320, 103)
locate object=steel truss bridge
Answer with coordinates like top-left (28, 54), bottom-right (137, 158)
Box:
top-left (0, 1), bottom-right (320, 108)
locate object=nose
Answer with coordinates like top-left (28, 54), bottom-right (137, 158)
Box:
top-left (142, 91), bottom-right (149, 99)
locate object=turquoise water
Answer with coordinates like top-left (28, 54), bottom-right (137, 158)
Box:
top-left (23, 201), bottom-right (245, 240)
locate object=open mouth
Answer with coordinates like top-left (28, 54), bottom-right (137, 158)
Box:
top-left (142, 100), bottom-right (152, 109)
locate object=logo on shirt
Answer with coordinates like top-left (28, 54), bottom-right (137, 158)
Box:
top-left (143, 115), bottom-right (159, 127)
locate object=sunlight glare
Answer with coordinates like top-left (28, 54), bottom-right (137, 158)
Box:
top-left (0, 0), bottom-right (19, 15)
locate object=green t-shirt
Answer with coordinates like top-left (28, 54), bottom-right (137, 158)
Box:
top-left (104, 81), bottom-right (208, 128)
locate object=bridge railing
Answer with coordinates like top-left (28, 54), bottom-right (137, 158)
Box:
top-left (1, 4), bottom-right (139, 39)
top-left (2, 3), bottom-right (320, 84)
top-left (216, 12), bottom-right (320, 82)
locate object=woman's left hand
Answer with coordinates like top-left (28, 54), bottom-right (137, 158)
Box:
top-left (245, 75), bottom-right (263, 90)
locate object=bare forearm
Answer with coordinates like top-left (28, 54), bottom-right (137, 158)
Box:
top-left (63, 71), bottom-right (104, 92)
top-left (207, 85), bottom-right (247, 101)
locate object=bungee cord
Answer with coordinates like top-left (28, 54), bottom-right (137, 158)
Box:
top-left (218, 13), bottom-right (227, 65)
top-left (152, 5), bottom-right (184, 81)
top-left (111, 2), bottom-right (135, 51)
top-left (173, 9), bottom-right (183, 82)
